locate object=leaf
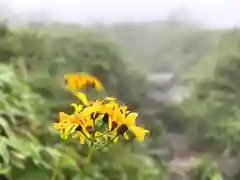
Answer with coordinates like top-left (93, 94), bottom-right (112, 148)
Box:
top-left (0, 117), bottom-right (15, 138)
top-left (7, 139), bottom-right (32, 154)
top-left (48, 63), bottom-right (59, 76)
top-left (72, 174), bottom-right (82, 180)
top-left (44, 147), bottom-right (78, 170)
top-left (0, 111), bottom-right (16, 124)
top-left (0, 139), bottom-right (9, 165)
top-left (75, 92), bottom-right (89, 106)
top-left (10, 151), bottom-right (26, 169)
top-left (0, 167), bottom-right (10, 174)
top-left (43, 148), bottom-right (61, 168)
top-left (7, 138), bottom-right (42, 164)
top-left (58, 153), bottom-right (78, 170)
top-left (11, 159), bottom-right (49, 180)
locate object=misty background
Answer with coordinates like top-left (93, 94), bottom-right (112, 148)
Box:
top-left (1, 0), bottom-right (240, 27)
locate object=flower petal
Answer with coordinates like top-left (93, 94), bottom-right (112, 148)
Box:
top-left (105, 97), bottom-right (116, 101)
top-left (130, 126), bottom-right (149, 141)
top-left (93, 79), bottom-right (104, 90)
top-left (79, 132), bottom-right (86, 144)
top-left (124, 133), bottom-right (129, 140)
top-left (71, 103), bottom-right (83, 113)
top-left (125, 112), bottom-right (138, 126)
top-left (59, 112), bottom-right (70, 122)
top-left (113, 137), bottom-right (119, 143)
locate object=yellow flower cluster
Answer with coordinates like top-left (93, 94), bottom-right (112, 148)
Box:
top-left (53, 73), bottom-right (149, 148)
top-left (64, 73), bottom-right (104, 91)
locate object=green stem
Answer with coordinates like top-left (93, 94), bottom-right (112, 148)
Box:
top-left (50, 172), bottom-right (57, 180)
top-left (80, 144), bottom-right (95, 180)
top-left (87, 120), bottom-right (96, 165)
top-left (50, 168), bottom-right (58, 180)
top-left (80, 120), bottom-right (96, 180)
top-left (95, 130), bottom-right (110, 138)
top-left (86, 143), bottom-right (95, 166)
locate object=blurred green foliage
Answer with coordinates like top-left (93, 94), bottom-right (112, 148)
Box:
top-left (190, 158), bottom-right (223, 180)
top-left (180, 30), bottom-right (240, 156)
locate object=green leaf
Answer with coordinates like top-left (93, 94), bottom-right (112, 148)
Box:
top-left (72, 174), bottom-right (81, 180)
top-left (7, 138), bottom-right (42, 164)
top-left (0, 166), bottom-right (10, 174)
top-left (43, 148), bottom-right (61, 168)
top-left (0, 117), bottom-right (15, 138)
top-left (7, 139), bottom-right (32, 154)
top-left (0, 138), bottom-right (9, 165)
top-left (11, 159), bottom-right (49, 180)
top-left (0, 111), bottom-right (16, 124)
top-left (10, 151), bottom-right (26, 169)
top-left (58, 153), bottom-right (78, 170)
top-left (44, 147), bottom-right (78, 170)
top-left (48, 63), bottom-right (59, 76)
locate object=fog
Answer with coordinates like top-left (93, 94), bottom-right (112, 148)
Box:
top-left (2, 0), bottom-right (240, 28)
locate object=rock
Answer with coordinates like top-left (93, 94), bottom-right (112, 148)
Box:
top-left (169, 172), bottom-right (190, 180)
top-left (148, 148), bottom-right (173, 160)
top-left (164, 133), bottom-right (189, 155)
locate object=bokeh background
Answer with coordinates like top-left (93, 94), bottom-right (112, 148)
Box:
top-left (0, 0), bottom-right (240, 180)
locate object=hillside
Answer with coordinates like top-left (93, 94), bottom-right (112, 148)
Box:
top-left (87, 21), bottom-right (221, 76)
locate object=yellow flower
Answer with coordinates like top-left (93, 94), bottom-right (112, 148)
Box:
top-left (68, 113), bottom-right (94, 145)
top-left (109, 108), bottom-right (149, 142)
top-left (81, 117), bottom-right (95, 136)
top-left (64, 73), bottom-right (104, 91)
top-left (52, 122), bottom-right (69, 139)
top-left (65, 114), bottom-right (95, 144)
top-left (72, 126), bottom-right (86, 144)
top-left (52, 112), bottom-right (74, 139)
top-left (64, 74), bottom-right (78, 89)
top-left (53, 71), bottom-right (149, 146)
top-left (98, 102), bottom-right (119, 130)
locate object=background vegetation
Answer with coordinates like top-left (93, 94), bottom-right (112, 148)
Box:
top-left (0, 11), bottom-right (240, 180)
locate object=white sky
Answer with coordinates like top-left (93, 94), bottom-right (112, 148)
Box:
top-left (3, 0), bottom-right (240, 27)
